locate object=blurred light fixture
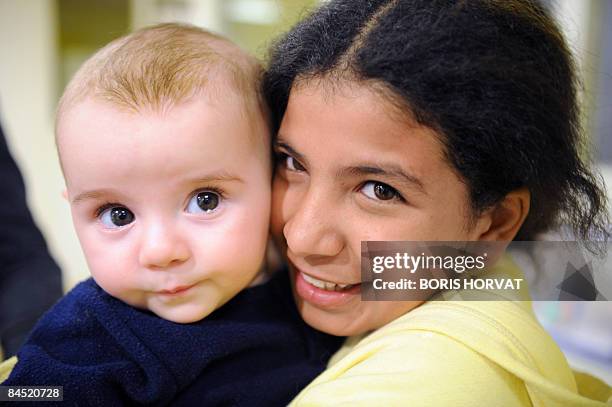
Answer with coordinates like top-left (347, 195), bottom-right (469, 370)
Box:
top-left (224, 0), bottom-right (281, 25)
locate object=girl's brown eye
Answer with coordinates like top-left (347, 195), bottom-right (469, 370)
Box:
top-left (374, 183), bottom-right (396, 200)
top-left (361, 181), bottom-right (402, 202)
top-left (285, 155), bottom-right (305, 172)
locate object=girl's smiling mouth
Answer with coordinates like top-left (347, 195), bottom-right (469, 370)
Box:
top-left (290, 264), bottom-right (362, 308)
top-left (301, 273), bottom-right (358, 292)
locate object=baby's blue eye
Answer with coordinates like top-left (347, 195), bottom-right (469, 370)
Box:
top-left (99, 206), bottom-right (134, 228)
top-left (186, 191), bottom-right (220, 214)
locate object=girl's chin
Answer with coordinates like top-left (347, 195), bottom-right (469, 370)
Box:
top-left (287, 268), bottom-right (365, 335)
top-left (294, 298), bottom-right (366, 337)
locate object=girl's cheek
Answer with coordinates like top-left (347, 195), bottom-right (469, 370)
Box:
top-left (271, 179), bottom-right (290, 241)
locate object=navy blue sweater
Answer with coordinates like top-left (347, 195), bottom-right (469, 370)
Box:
top-left (3, 271), bottom-right (342, 406)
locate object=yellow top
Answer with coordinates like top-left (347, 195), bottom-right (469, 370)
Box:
top-left (0, 356), bottom-right (16, 383)
top-left (291, 257), bottom-right (612, 406)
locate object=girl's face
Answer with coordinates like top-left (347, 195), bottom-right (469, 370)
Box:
top-left (271, 82), bottom-right (490, 336)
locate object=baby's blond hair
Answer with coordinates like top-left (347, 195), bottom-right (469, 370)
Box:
top-left (57, 23), bottom-right (266, 137)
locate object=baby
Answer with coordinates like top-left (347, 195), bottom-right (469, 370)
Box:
top-left (3, 23), bottom-right (341, 405)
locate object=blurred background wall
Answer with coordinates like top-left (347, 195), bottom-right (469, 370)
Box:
top-left (0, 0), bottom-right (611, 380)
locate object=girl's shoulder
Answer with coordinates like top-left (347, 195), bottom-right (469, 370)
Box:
top-left (293, 276), bottom-right (610, 407)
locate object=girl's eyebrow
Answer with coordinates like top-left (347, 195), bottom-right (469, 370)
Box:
top-left (275, 137), bottom-right (425, 194)
top-left (274, 139), bottom-right (308, 167)
top-left (340, 165), bottom-right (427, 195)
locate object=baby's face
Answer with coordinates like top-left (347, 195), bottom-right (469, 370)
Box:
top-left (58, 95), bottom-right (271, 323)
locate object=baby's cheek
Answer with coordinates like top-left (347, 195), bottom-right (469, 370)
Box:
top-left (87, 252), bottom-right (138, 303)
top-left (209, 229), bottom-right (266, 269)
top-left (200, 212), bottom-right (268, 274)
top-left (234, 213), bottom-right (269, 262)
top-left (91, 268), bottom-right (127, 295)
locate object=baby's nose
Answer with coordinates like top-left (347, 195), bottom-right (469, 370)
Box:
top-left (138, 222), bottom-right (190, 269)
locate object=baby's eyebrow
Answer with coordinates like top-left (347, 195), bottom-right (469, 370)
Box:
top-left (188, 171), bottom-right (245, 185)
top-left (72, 189), bottom-right (119, 205)
top-left (71, 172), bottom-right (244, 205)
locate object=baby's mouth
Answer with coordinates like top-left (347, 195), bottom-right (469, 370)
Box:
top-left (301, 273), bottom-right (358, 292)
top-left (158, 284), bottom-right (196, 295)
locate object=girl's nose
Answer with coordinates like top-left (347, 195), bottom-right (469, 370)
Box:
top-left (283, 186), bottom-right (344, 259)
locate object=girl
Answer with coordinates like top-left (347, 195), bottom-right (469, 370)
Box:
top-left (264, 0), bottom-right (611, 405)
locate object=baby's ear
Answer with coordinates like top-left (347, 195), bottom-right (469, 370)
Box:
top-left (61, 189), bottom-right (68, 201)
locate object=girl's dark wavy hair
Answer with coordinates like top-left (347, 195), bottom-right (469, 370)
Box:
top-left (263, 0), bottom-right (609, 249)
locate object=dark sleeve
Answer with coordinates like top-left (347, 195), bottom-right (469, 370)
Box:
top-left (2, 281), bottom-right (177, 407)
top-left (0, 123), bottom-right (63, 357)
top-left (171, 270), bottom-right (344, 407)
top-left (4, 273), bottom-right (342, 407)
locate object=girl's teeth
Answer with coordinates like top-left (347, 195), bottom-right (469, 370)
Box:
top-left (302, 273), bottom-right (354, 291)
top-left (303, 273), bottom-right (326, 289)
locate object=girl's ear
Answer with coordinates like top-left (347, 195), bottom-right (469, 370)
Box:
top-left (62, 189), bottom-right (68, 201)
top-left (476, 187), bottom-right (531, 241)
